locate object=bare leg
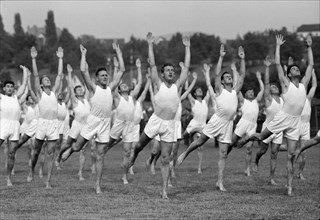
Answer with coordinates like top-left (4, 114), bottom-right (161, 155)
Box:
top-left (90, 140), bottom-right (97, 174)
top-left (45, 140), bottom-right (57, 189)
top-left (6, 141), bottom-right (19, 186)
top-left (171, 140), bottom-right (180, 177)
top-left (129, 142), bottom-right (137, 175)
top-left (295, 134), bottom-right (320, 157)
top-left (270, 143), bottom-right (280, 185)
top-left (121, 142), bottom-right (132, 184)
top-left (78, 143), bottom-right (87, 181)
top-left (296, 140), bottom-right (306, 180)
top-left (286, 138), bottom-right (298, 196)
top-left (245, 142), bottom-right (253, 176)
top-left (16, 133), bottom-right (32, 150)
top-left (38, 142), bottom-right (46, 178)
top-left (160, 141), bottom-right (173, 199)
top-left (253, 142), bottom-right (269, 172)
top-left (55, 136), bottom-right (76, 166)
top-left (95, 142), bottom-right (108, 194)
top-left (146, 139), bottom-right (161, 172)
top-left (61, 136), bottom-right (88, 162)
top-left (237, 128), bottom-right (273, 148)
top-left (216, 142), bottom-right (229, 191)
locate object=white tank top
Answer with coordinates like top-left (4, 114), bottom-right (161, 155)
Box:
top-left (74, 99), bottom-right (90, 124)
top-left (301, 99), bottom-right (311, 123)
top-left (57, 102), bottom-right (67, 121)
top-left (282, 82), bottom-right (306, 116)
top-left (154, 82), bottom-right (180, 120)
top-left (241, 99), bottom-right (259, 122)
top-left (90, 86), bottom-right (113, 118)
top-left (133, 100), bottom-right (143, 125)
top-left (192, 100), bottom-right (208, 124)
top-left (265, 97), bottom-right (283, 124)
top-left (38, 91), bottom-right (58, 120)
top-left (116, 96), bottom-right (135, 121)
top-left (24, 105), bottom-right (39, 124)
top-left (215, 89), bottom-right (238, 121)
top-left (174, 102), bottom-right (182, 121)
top-left (0, 94), bottom-right (21, 121)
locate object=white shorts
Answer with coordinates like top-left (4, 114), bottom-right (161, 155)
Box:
top-left (262, 122), bottom-right (283, 145)
top-left (23, 119), bottom-right (38, 138)
top-left (110, 118), bottom-right (134, 143)
top-left (35, 118), bottom-right (59, 141)
top-left (144, 113), bottom-right (175, 143)
top-left (234, 118), bottom-right (257, 138)
top-left (80, 114), bottom-right (111, 143)
top-left (299, 121), bottom-right (310, 140)
top-left (174, 121), bottom-right (182, 141)
top-left (69, 120), bottom-right (85, 139)
top-left (132, 124), bottom-right (140, 142)
top-left (155, 135), bottom-right (160, 142)
top-left (0, 119), bottom-right (20, 141)
top-left (186, 119), bottom-right (206, 134)
top-left (202, 114), bottom-right (233, 144)
top-left (267, 111), bottom-right (301, 141)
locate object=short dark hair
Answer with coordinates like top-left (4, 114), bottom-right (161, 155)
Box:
top-left (221, 72), bottom-right (231, 81)
top-left (161, 63), bottom-right (174, 73)
top-left (286, 64), bottom-right (300, 76)
top-left (40, 75), bottom-right (49, 85)
top-left (244, 86), bottom-right (254, 93)
top-left (95, 67), bottom-right (107, 77)
top-left (3, 81), bottom-right (15, 87)
top-left (73, 85), bottom-right (82, 93)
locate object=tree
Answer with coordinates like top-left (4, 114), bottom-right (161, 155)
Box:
top-left (13, 13), bottom-right (24, 36)
top-left (0, 14), bottom-right (14, 69)
top-left (45, 10), bottom-right (57, 47)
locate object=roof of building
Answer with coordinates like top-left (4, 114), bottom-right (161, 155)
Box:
top-left (297, 24), bottom-right (320, 32)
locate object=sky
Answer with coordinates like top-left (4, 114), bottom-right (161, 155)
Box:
top-left (1, 1), bottom-right (319, 41)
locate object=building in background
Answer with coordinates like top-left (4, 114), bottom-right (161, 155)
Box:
top-left (297, 24), bottom-right (320, 40)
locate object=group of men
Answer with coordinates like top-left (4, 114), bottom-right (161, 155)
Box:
top-left (0, 32), bottom-right (318, 198)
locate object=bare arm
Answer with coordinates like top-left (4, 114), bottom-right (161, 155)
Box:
top-left (263, 56), bottom-right (272, 105)
top-left (255, 71), bottom-right (264, 102)
top-left (130, 58), bottom-right (143, 98)
top-left (181, 72), bottom-right (197, 101)
top-left (138, 76), bottom-right (151, 103)
top-left (203, 63), bottom-right (215, 102)
top-left (79, 45), bottom-right (96, 93)
top-left (147, 32), bottom-right (161, 89)
top-left (234, 46), bottom-right (246, 93)
top-left (27, 72), bottom-right (39, 104)
top-left (52, 47), bottom-right (64, 94)
top-left (231, 63), bottom-right (239, 89)
top-left (30, 47), bottom-right (42, 97)
top-left (148, 81), bottom-right (155, 109)
top-left (307, 69), bottom-right (317, 99)
top-left (18, 84), bottom-right (29, 105)
top-left (275, 35), bottom-right (289, 91)
top-left (176, 36), bottom-right (191, 88)
top-left (301, 35), bottom-right (314, 88)
top-left (16, 65), bottom-right (29, 98)
top-left (66, 64), bottom-right (78, 109)
top-left (214, 44), bottom-right (226, 95)
top-left (110, 43), bottom-right (125, 91)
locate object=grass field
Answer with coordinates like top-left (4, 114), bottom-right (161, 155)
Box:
top-left (0, 140), bottom-right (319, 220)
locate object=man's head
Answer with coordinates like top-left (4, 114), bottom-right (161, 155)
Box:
top-left (95, 67), bottom-right (109, 86)
top-left (161, 63), bottom-right (175, 83)
top-left (270, 82), bottom-right (280, 95)
top-left (221, 72), bottom-right (233, 86)
top-left (118, 83), bottom-right (129, 94)
top-left (74, 85), bottom-right (85, 97)
top-left (286, 64), bottom-right (301, 79)
top-left (193, 87), bottom-right (203, 98)
top-left (57, 93), bottom-right (64, 101)
top-left (244, 87), bottom-right (255, 100)
top-left (3, 81), bottom-right (15, 96)
top-left (26, 94), bottom-right (35, 105)
top-left (40, 75), bottom-right (51, 88)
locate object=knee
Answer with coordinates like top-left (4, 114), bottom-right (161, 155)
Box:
top-left (7, 150), bottom-right (16, 160)
top-left (161, 155), bottom-right (170, 165)
top-left (124, 149), bottom-right (131, 158)
top-left (219, 150), bottom-right (228, 160)
top-left (270, 151), bottom-right (278, 160)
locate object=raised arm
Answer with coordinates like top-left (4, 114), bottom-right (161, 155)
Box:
top-left (147, 32), bottom-right (160, 89)
top-left (52, 47), bottom-right (64, 94)
top-left (263, 56), bottom-right (272, 104)
top-left (214, 44), bottom-right (226, 95)
top-left (27, 72), bottom-right (39, 104)
top-left (176, 36), bottom-right (191, 88)
top-left (203, 63), bottom-right (215, 102)
top-left (130, 58), bottom-right (143, 98)
top-left (16, 65), bottom-right (29, 98)
top-left (255, 71), bottom-right (264, 101)
top-left (110, 43), bottom-right (125, 91)
top-left (301, 35), bottom-right (314, 88)
top-left (307, 69), bottom-right (317, 99)
top-left (181, 72), bottom-right (197, 101)
top-left (148, 81), bottom-right (156, 109)
top-left (231, 63), bottom-right (239, 89)
top-left (18, 83), bottom-right (29, 105)
top-left (30, 47), bottom-right (42, 96)
top-left (234, 46), bottom-right (246, 93)
top-left (79, 44), bottom-right (96, 93)
top-left (275, 35), bottom-right (289, 91)
top-left (138, 75), bottom-right (151, 103)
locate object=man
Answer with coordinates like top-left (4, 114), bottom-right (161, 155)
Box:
top-left (60, 43), bottom-right (125, 194)
top-left (124, 32), bottom-right (191, 199)
top-left (294, 130), bottom-right (320, 159)
top-left (27, 46), bottom-right (64, 189)
top-left (177, 44), bottom-right (246, 192)
top-left (0, 65), bottom-right (29, 186)
top-left (237, 35), bottom-right (313, 196)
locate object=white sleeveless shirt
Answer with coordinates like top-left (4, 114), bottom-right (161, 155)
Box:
top-left (116, 96), bottom-right (135, 122)
top-left (90, 86), bottom-right (113, 118)
top-left (265, 97), bottom-right (283, 124)
top-left (0, 94), bottom-right (21, 121)
top-left (282, 82), bottom-right (306, 116)
top-left (192, 99), bottom-right (208, 124)
top-left (154, 82), bottom-right (180, 120)
top-left (24, 105), bottom-right (39, 124)
top-left (38, 91), bottom-right (58, 120)
top-left (215, 89), bottom-right (238, 121)
top-left (241, 99), bottom-right (259, 122)
top-left (74, 99), bottom-right (90, 124)
top-left (301, 98), bottom-right (311, 123)
top-left (57, 102), bottom-right (67, 121)
top-left (133, 100), bottom-right (143, 125)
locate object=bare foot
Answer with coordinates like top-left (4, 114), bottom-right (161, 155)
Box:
top-left (46, 182), bottom-right (52, 189)
top-left (11, 168), bottom-right (15, 176)
top-left (7, 178), bottom-right (13, 187)
top-left (150, 163), bottom-right (156, 175)
top-left (287, 187), bottom-right (293, 196)
top-left (244, 168), bottom-right (251, 177)
top-left (96, 186), bottom-right (103, 194)
top-left (27, 173), bottom-right (33, 182)
top-left (162, 191), bottom-right (169, 199)
top-left (39, 169), bottom-right (43, 178)
top-left (61, 149), bottom-right (71, 162)
top-left (297, 173), bottom-right (306, 181)
top-left (78, 173), bottom-right (85, 181)
top-left (197, 168), bottom-right (202, 174)
top-left (216, 181), bottom-right (227, 192)
top-left (177, 152), bottom-right (187, 165)
top-left (269, 179), bottom-right (278, 185)
top-left (129, 167), bottom-right (134, 175)
top-left (252, 163), bottom-right (258, 173)
top-left (122, 177), bottom-right (129, 185)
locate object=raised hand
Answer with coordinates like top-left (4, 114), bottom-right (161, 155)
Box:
top-left (56, 47), bottom-right (64, 59)
top-left (276, 34), bottom-right (285, 46)
top-left (220, 44), bottom-right (226, 57)
top-left (30, 46), bottom-right (37, 59)
top-left (67, 64), bottom-right (73, 73)
top-left (146, 32), bottom-right (154, 44)
top-left (136, 58), bottom-right (141, 68)
top-left (154, 36), bottom-right (163, 45)
top-left (179, 62), bottom-right (185, 69)
top-left (306, 35), bottom-right (312, 47)
top-left (288, 56), bottom-right (294, 65)
top-left (231, 63), bottom-right (237, 71)
top-left (238, 46), bottom-right (245, 59)
top-left (256, 71), bottom-right (262, 80)
top-left (264, 56), bottom-right (272, 67)
top-left (112, 43), bottom-right (121, 54)
top-left (192, 72), bottom-right (198, 79)
top-left (113, 57), bottom-right (119, 68)
top-left (203, 63), bottom-right (211, 73)
top-left (80, 44), bottom-right (87, 55)
top-left (182, 35), bottom-right (191, 47)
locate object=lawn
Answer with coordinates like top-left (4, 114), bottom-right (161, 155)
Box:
top-left (1, 140), bottom-right (319, 219)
